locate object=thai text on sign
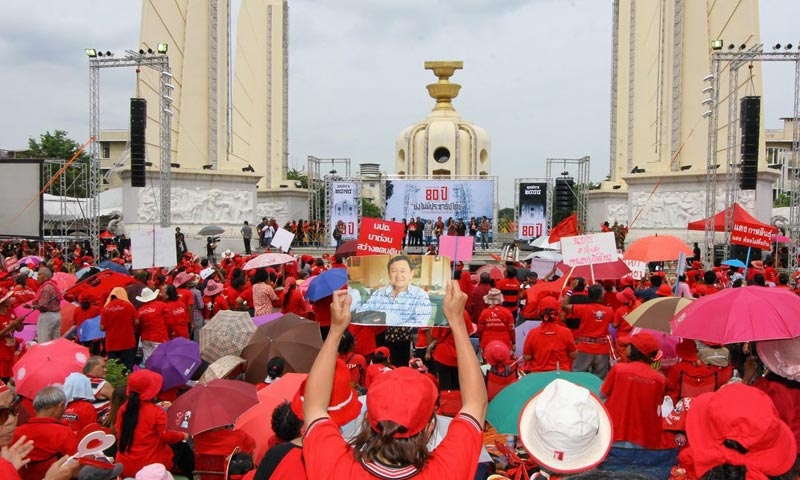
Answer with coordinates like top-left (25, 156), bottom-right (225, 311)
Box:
top-left (730, 221), bottom-right (773, 250)
top-left (356, 218), bottom-right (404, 256)
top-left (560, 232), bottom-right (617, 267)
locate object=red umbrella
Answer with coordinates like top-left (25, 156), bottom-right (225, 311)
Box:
top-left (670, 287), bottom-right (800, 344)
top-left (12, 339), bottom-right (89, 398)
top-left (99, 231), bottom-right (115, 240)
top-left (556, 259), bottom-right (631, 281)
top-left (623, 235), bottom-right (693, 262)
top-left (167, 379), bottom-right (258, 435)
top-left (63, 270), bottom-right (134, 303)
top-left (335, 240), bottom-right (358, 259)
top-left (235, 373), bottom-right (307, 463)
top-left (476, 263), bottom-right (505, 281)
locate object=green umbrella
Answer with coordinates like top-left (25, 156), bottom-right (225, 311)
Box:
top-left (486, 371), bottom-right (603, 435)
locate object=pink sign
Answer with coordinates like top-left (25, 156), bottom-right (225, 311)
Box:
top-left (356, 218), bottom-right (404, 256)
top-left (438, 235), bottom-right (474, 262)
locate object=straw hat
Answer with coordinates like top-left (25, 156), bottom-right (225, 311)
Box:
top-left (483, 288), bottom-right (503, 306)
top-left (135, 287), bottom-right (159, 304)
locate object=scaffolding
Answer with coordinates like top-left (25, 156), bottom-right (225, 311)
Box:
top-left (43, 160), bottom-right (90, 241)
top-left (704, 47), bottom-right (800, 270)
top-left (307, 156), bottom-right (351, 224)
top-left (545, 156), bottom-right (591, 232)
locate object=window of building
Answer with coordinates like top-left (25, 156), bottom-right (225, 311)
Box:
top-left (100, 142), bottom-right (111, 159)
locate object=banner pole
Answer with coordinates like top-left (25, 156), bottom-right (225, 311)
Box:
top-left (743, 247), bottom-right (752, 279)
top-left (451, 237), bottom-right (459, 279)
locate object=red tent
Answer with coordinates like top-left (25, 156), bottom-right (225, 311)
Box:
top-left (687, 203), bottom-right (776, 233)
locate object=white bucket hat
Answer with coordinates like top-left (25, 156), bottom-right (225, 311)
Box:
top-left (135, 287), bottom-right (159, 304)
top-left (518, 379), bottom-right (612, 475)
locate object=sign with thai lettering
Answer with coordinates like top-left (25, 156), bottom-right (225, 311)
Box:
top-left (731, 221), bottom-right (772, 249)
top-left (357, 218), bottom-right (404, 256)
top-left (560, 232), bottom-right (617, 267)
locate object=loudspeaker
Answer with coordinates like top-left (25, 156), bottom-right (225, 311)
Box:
top-left (553, 177), bottom-right (575, 225)
top-left (130, 98), bottom-right (147, 187)
top-left (739, 96), bottom-right (760, 190)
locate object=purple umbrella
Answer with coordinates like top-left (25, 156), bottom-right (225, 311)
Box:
top-left (252, 312), bottom-right (282, 327)
top-left (145, 337), bottom-right (201, 390)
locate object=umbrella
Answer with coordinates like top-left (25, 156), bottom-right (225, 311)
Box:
top-left (199, 355), bottom-right (247, 382)
top-left (14, 299), bottom-right (72, 326)
top-left (99, 231), bottom-right (115, 240)
top-left (523, 276), bottom-right (570, 301)
top-left (632, 327), bottom-right (680, 371)
top-left (304, 268), bottom-right (348, 301)
top-left (252, 312), bottom-right (283, 327)
top-left (75, 266), bottom-right (104, 281)
top-left (242, 313), bottom-right (322, 383)
top-left (18, 325), bottom-right (36, 343)
top-left (97, 260), bottom-right (128, 274)
top-left (721, 259), bottom-right (746, 269)
top-left (242, 253), bottom-right (296, 270)
top-left (19, 256), bottom-right (43, 267)
top-left (772, 234), bottom-right (791, 244)
top-left (51, 272), bottom-right (77, 292)
top-left (523, 251), bottom-right (563, 262)
top-left (670, 286), bottom-right (800, 344)
top-left (12, 338), bottom-right (90, 398)
top-left (198, 225), bottom-right (226, 236)
top-left (529, 236), bottom-right (561, 250)
top-left (624, 297), bottom-right (693, 333)
top-left (199, 310), bottom-right (256, 363)
top-left (235, 373), bottom-right (307, 463)
top-left (486, 370), bottom-right (603, 435)
top-left (167, 379), bottom-right (258, 435)
top-left (623, 235), bottom-right (693, 262)
top-left (65, 270), bottom-right (134, 303)
top-left (475, 263), bottom-right (505, 282)
top-left (76, 315), bottom-right (105, 342)
top-left (335, 240), bottom-right (358, 259)
top-left (145, 338), bottom-right (202, 390)
top-left (514, 320), bottom-right (541, 357)
top-left (556, 259), bottom-right (631, 280)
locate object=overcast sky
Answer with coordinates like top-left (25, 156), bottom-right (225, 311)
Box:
top-left (1, 0), bottom-right (798, 207)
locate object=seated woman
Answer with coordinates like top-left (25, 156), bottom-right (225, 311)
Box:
top-left (61, 372), bottom-right (98, 433)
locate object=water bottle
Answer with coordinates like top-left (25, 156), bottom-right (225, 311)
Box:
top-left (730, 368), bottom-right (742, 383)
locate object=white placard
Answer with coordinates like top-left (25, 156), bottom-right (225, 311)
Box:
top-left (623, 259), bottom-right (648, 280)
top-left (560, 232), bottom-right (617, 267)
top-left (131, 227), bottom-right (177, 270)
top-left (270, 227), bottom-right (294, 252)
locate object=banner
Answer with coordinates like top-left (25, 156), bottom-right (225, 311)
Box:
top-left (560, 232), bottom-right (617, 267)
top-left (731, 221), bottom-right (772, 249)
top-left (439, 235), bottom-right (474, 262)
top-left (131, 227), bottom-right (177, 269)
top-left (517, 182), bottom-right (547, 239)
top-left (329, 181), bottom-right (359, 246)
top-left (384, 179), bottom-right (494, 227)
top-left (357, 218), bottom-right (404, 256)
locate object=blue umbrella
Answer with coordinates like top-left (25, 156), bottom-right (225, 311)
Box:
top-left (98, 260), bottom-right (128, 274)
top-left (721, 258), bottom-right (747, 269)
top-left (145, 338), bottom-right (201, 390)
top-left (304, 268), bottom-right (348, 302)
top-left (77, 315), bottom-right (105, 342)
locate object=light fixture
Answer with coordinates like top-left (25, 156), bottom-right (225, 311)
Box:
top-left (157, 43), bottom-right (168, 54)
top-left (703, 74), bottom-right (714, 82)
top-left (161, 71), bottom-right (173, 78)
top-left (728, 44), bottom-right (736, 50)
top-left (768, 163), bottom-right (783, 170)
top-left (145, 162), bottom-right (153, 167)
top-left (774, 43), bottom-right (782, 50)
top-left (170, 163), bottom-right (181, 168)
top-left (560, 171), bottom-right (569, 176)
top-left (703, 110), bottom-right (713, 118)
top-left (680, 165), bottom-right (692, 171)
top-left (162, 95), bottom-right (174, 102)
top-left (710, 164), bottom-right (720, 170)
top-left (329, 169), bottom-right (337, 175)
top-left (294, 181), bottom-right (303, 188)
top-left (147, 48), bottom-right (154, 54)
top-left (786, 44), bottom-right (794, 50)
top-left (701, 98), bottom-right (713, 105)
top-left (242, 165), bottom-right (255, 173)
top-left (85, 48), bottom-right (97, 58)
top-left (739, 44), bottom-right (747, 50)
top-left (702, 86), bottom-right (713, 94)
top-left (612, 185), bottom-right (622, 190)
top-left (163, 109), bottom-right (174, 115)
top-left (164, 83), bottom-right (175, 90)
top-left (138, 49), bottom-right (145, 55)
top-left (631, 166), bottom-right (646, 174)
top-left (279, 184), bottom-right (289, 188)
top-left (202, 164), bottom-right (213, 170)
top-left (711, 39), bottom-right (724, 50)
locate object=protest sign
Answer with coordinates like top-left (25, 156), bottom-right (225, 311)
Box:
top-left (438, 235), bottom-right (474, 262)
top-left (347, 254), bottom-right (451, 327)
top-left (131, 227), bottom-right (176, 269)
top-left (623, 259), bottom-right (648, 280)
top-left (560, 232), bottom-right (617, 267)
top-left (270, 227), bottom-right (294, 252)
top-left (731, 221), bottom-right (773, 250)
top-left (356, 218), bottom-right (404, 256)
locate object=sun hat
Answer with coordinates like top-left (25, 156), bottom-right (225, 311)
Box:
top-left (484, 340), bottom-right (511, 366)
top-left (204, 280), bottom-right (224, 297)
top-left (366, 367), bottom-right (438, 438)
top-left (135, 287), bottom-right (159, 304)
top-left (126, 370), bottom-right (163, 401)
top-left (615, 287), bottom-right (635, 305)
top-left (483, 288), bottom-right (503, 306)
top-left (172, 272), bottom-right (193, 288)
top-left (676, 339), bottom-right (699, 363)
top-left (757, 337), bottom-right (800, 382)
top-left (629, 332), bottom-right (662, 361)
top-left (518, 378), bottom-right (612, 474)
top-left (686, 383), bottom-right (797, 479)
top-left (291, 359), bottom-right (361, 426)
top-left (135, 463), bottom-right (174, 480)
top-left (656, 284), bottom-right (673, 297)
top-left (750, 260), bottom-right (764, 270)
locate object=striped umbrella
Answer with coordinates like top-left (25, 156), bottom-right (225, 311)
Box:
top-left (625, 296), bottom-right (693, 333)
top-left (199, 310), bottom-right (256, 363)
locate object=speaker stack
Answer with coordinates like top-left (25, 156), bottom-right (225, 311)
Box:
top-left (130, 98), bottom-right (147, 187)
top-left (739, 96), bottom-right (760, 191)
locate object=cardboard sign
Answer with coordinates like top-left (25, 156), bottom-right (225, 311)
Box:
top-left (731, 221), bottom-right (772, 249)
top-left (131, 227), bottom-right (176, 269)
top-left (347, 254), bottom-right (452, 327)
top-left (356, 218), bottom-right (404, 256)
top-left (560, 232), bottom-right (617, 267)
top-left (438, 235), bottom-right (474, 262)
top-left (270, 227), bottom-right (295, 252)
top-left (623, 259), bottom-right (648, 280)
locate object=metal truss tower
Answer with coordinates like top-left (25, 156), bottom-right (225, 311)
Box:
top-left (545, 156), bottom-right (591, 232)
top-left (209, 0), bottom-right (219, 169)
top-left (43, 160), bottom-right (89, 242)
top-left (307, 156), bottom-right (352, 224)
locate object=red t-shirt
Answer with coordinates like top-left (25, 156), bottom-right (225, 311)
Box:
top-left (432, 311), bottom-right (475, 367)
top-left (115, 402), bottom-right (185, 478)
top-left (100, 299), bottom-right (138, 351)
top-left (572, 303), bottom-right (613, 355)
top-left (311, 296), bottom-right (333, 328)
top-left (458, 272), bottom-right (474, 297)
top-left (204, 294), bottom-right (231, 320)
top-left (193, 428), bottom-right (255, 456)
top-left (138, 300), bottom-right (169, 343)
top-left (495, 277), bottom-right (520, 314)
top-left (754, 376), bottom-right (800, 448)
top-left (250, 443), bottom-right (307, 480)
top-left (601, 361), bottom-right (667, 449)
top-left (62, 399), bottom-right (98, 433)
top-left (612, 303), bottom-right (638, 340)
top-left (303, 414), bottom-right (483, 480)
top-left (13, 417), bottom-right (78, 480)
top-left (477, 306), bottom-right (515, 349)
top-left (0, 458), bottom-right (20, 480)
top-left (522, 322), bottom-right (576, 373)
top-left (73, 306), bottom-right (101, 328)
top-left (666, 361), bottom-right (716, 402)
top-left (338, 352), bottom-right (367, 388)
top-left (281, 289), bottom-right (308, 316)
top-left (162, 299), bottom-right (190, 339)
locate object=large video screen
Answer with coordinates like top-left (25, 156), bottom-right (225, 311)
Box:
top-left (0, 160), bottom-right (43, 238)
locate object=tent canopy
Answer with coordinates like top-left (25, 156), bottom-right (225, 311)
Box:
top-left (687, 203), bottom-right (777, 233)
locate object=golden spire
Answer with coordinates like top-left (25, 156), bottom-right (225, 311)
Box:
top-left (424, 61), bottom-right (463, 112)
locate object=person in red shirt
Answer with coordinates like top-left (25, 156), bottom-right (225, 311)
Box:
top-left (246, 401), bottom-right (305, 480)
top-left (310, 295), bottom-right (333, 340)
top-left (100, 287), bottom-right (139, 372)
top-left (136, 287), bottom-right (169, 363)
top-left (280, 277), bottom-right (308, 316)
top-left (337, 330), bottom-right (366, 389)
top-left (611, 287), bottom-right (639, 361)
top-left (523, 296), bottom-right (576, 373)
top-left (115, 370), bottom-right (188, 478)
top-left (476, 288), bottom-right (515, 351)
top-left (172, 272), bottom-right (195, 322)
top-left (601, 332), bottom-right (667, 449)
top-left (161, 285), bottom-right (190, 339)
top-left (692, 270), bottom-right (722, 297)
top-left (467, 273), bottom-right (492, 324)
top-left (494, 267), bottom-right (520, 318)
top-left (0, 289), bottom-right (22, 381)
top-left (427, 309), bottom-right (477, 391)
top-left (363, 347), bottom-right (393, 390)
top-left (667, 339), bottom-right (716, 402)
top-left (301, 284), bottom-right (487, 480)
top-left (455, 266), bottom-right (474, 298)
top-left (61, 372), bottom-right (98, 433)
top-left (13, 386), bottom-right (78, 480)
top-left (203, 280), bottom-right (231, 320)
top-left (562, 284), bottom-right (614, 379)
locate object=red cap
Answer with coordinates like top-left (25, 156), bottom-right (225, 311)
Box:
top-left (615, 287), bottom-right (635, 305)
top-left (126, 370), bottom-right (162, 401)
top-left (483, 340), bottom-right (510, 366)
top-left (367, 367), bottom-right (437, 438)
top-left (629, 332), bottom-right (661, 360)
top-left (538, 296), bottom-right (560, 313)
top-left (656, 284), bottom-right (673, 297)
top-left (374, 346), bottom-right (390, 358)
top-left (619, 275), bottom-right (635, 287)
top-left (676, 339), bottom-right (698, 363)
top-left (686, 383), bottom-right (797, 478)
top-left (291, 359), bottom-right (361, 426)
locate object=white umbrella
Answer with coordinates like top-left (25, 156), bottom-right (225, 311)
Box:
top-left (522, 251), bottom-right (563, 262)
top-left (242, 253), bottom-right (296, 270)
top-left (529, 236), bottom-right (560, 250)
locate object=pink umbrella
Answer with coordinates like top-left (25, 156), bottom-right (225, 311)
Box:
top-left (632, 327), bottom-right (679, 371)
top-left (671, 286), bottom-right (800, 344)
top-left (242, 253), bottom-right (296, 271)
top-left (15, 299), bottom-right (72, 325)
top-left (51, 272), bottom-right (77, 292)
top-left (772, 234), bottom-right (790, 244)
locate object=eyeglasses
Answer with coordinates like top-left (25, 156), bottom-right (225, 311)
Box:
top-left (0, 396), bottom-right (21, 424)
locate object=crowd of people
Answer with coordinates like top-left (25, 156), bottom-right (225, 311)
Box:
top-left (0, 235), bottom-right (798, 479)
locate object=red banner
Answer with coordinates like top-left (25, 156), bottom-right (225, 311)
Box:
top-left (357, 218), bottom-right (404, 256)
top-left (731, 221), bottom-right (772, 249)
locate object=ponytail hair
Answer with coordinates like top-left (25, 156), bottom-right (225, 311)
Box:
top-left (118, 392), bottom-right (142, 453)
top-left (351, 415), bottom-right (436, 469)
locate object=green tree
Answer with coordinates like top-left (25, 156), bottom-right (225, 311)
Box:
top-left (287, 168), bottom-right (309, 189)
top-left (774, 193), bottom-right (791, 208)
top-left (362, 199), bottom-right (382, 218)
top-left (28, 130), bottom-right (90, 197)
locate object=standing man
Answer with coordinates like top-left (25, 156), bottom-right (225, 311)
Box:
top-left (333, 221), bottom-right (344, 249)
top-left (241, 221), bottom-right (253, 255)
top-left (32, 267), bottom-right (61, 343)
top-left (263, 220), bottom-right (275, 249)
top-left (480, 216), bottom-right (491, 250)
top-left (175, 227), bottom-right (187, 263)
top-left (561, 284), bottom-right (614, 379)
top-left (256, 217), bottom-right (267, 248)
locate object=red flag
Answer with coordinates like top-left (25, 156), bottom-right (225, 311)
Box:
top-left (548, 214), bottom-right (579, 243)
